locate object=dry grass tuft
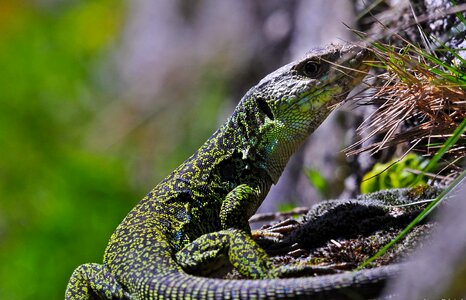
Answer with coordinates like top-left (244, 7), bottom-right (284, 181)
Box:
top-left (346, 43), bottom-right (466, 162)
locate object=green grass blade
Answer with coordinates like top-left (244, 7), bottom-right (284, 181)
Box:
top-left (450, 0), bottom-right (466, 26)
top-left (413, 117), bottom-right (466, 185)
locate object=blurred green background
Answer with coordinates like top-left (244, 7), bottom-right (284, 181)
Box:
top-left (0, 1), bottom-right (133, 299)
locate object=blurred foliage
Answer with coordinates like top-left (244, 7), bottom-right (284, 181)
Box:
top-left (305, 168), bottom-right (329, 198)
top-left (277, 202), bottom-right (297, 213)
top-left (361, 153), bottom-right (428, 194)
top-left (0, 1), bottom-right (161, 299)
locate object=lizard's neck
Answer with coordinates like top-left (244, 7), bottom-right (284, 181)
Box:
top-left (225, 99), bottom-right (304, 184)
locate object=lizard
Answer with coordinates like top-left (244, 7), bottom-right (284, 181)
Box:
top-left (65, 44), bottom-right (399, 300)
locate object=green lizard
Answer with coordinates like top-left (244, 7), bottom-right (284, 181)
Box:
top-left (66, 44), bottom-right (397, 300)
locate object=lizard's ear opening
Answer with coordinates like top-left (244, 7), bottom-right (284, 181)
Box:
top-left (257, 98), bottom-right (274, 120)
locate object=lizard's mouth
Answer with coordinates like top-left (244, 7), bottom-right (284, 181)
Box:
top-left (329, 46), bottom-right (372, 86)
top-left (320, 46), bottom-right (372, 104)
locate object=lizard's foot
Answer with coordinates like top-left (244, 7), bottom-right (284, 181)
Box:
top-left (252, 218), bottom-right (302, 247)
top-left (65, 263), bottom-right (130, 300)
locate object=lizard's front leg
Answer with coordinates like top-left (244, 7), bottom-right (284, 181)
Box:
top-left (220, 183), bottom-right (265, 232)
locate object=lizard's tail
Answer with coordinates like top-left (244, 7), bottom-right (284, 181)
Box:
top-left (143, 264), bottom-right (399, 300)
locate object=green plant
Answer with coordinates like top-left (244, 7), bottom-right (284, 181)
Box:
top-left (361, 153), bottom-right (428, 193)
top-left (305, 168), bottom-right (329, 198)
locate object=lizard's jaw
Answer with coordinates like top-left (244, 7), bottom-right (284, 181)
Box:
top-left (327, 45), bottom-right (372, 96)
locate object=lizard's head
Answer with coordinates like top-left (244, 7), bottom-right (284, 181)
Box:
top-left (245, 44), bottom-right (372, 181)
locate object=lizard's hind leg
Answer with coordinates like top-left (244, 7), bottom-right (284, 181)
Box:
top-left (175, 228), bottom-right (278, 280)
top-left (65, 263), bottom-right (130, 300)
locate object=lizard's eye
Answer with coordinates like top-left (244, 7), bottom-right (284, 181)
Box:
top-left (257, 98), bottom-right (274, 120)
top-left (302, 61), bottom-right (321, 77)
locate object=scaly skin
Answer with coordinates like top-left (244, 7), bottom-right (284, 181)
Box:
top-left (66, 45), bottom-right (394, 300)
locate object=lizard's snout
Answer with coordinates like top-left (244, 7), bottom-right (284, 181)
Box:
top-left (340, 44), bottom-right (373, 69)
top-left (334, 45), bottom-right (372, 87)
top-left (350, 48), bottom-right (372, 67)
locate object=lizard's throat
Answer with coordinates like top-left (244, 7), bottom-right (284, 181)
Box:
top-left (261, 136), bottom-right (305, 184)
